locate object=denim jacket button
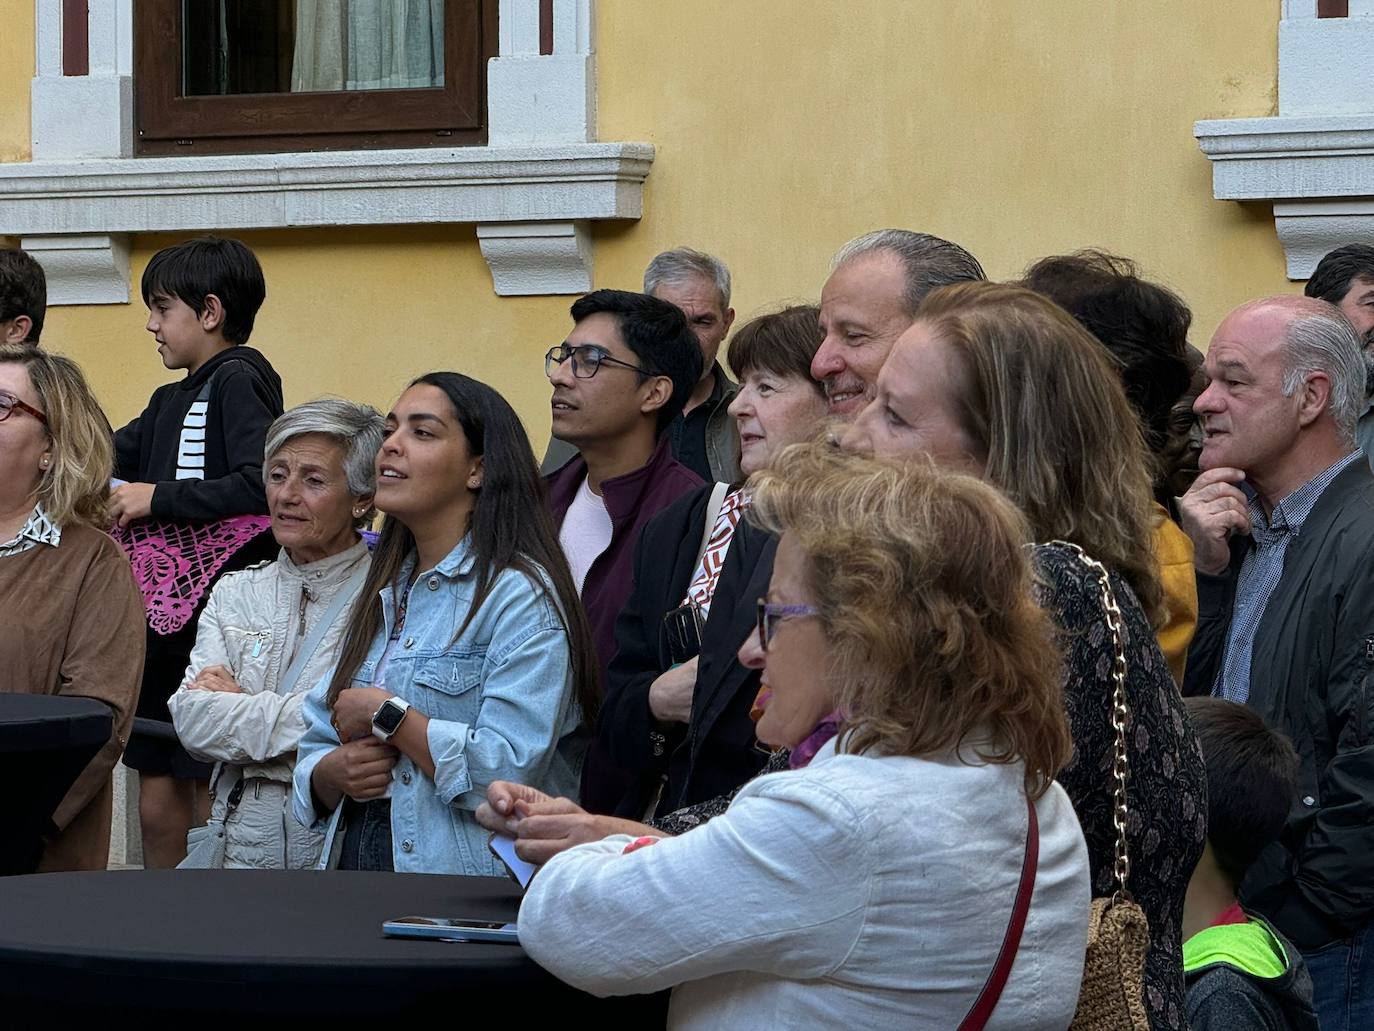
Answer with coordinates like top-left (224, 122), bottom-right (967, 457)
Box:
top-left (401, 839), bottom-right (414, 852)
top-left (401, 772), bottom-right (413, 785)
top-left (404, 637), bottom-right (415, 649)
top-left (1303, 795), bottom-right (1316, 806)
top-left (427, 577), bottom-right (439, 591)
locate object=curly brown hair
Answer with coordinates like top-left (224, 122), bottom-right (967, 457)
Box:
top-left (915, 281), bottom-right (1166, 627)
top-left (750, 443), bottom-right (1073, 799)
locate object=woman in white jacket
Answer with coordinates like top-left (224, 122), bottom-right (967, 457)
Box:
top-left (168, 399), bottom-right (384, 869)
top-left (515, 445), bottom-right (1092, 1029)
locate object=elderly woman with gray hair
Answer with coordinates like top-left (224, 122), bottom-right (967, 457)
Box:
top-left (168, 399), bottom-right (385, 869)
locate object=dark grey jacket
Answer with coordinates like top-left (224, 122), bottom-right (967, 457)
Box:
top-left (1184, 459), bottom-right (1374, 949)
top-left (1185, 918), bottom-right (1318, 1031)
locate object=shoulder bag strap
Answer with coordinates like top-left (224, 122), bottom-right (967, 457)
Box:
top-left (692, 482), bottom-right (731, 575)
top-left (276, 566), bottom-right (368, 697)
top-left (957, 795), bottom-right (1040, 1031)
top-left (1046, 539), bottom-right (1134, 902)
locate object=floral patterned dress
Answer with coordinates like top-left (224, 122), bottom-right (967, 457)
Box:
top-left (1033, 542), bottom-right (1207, 1031)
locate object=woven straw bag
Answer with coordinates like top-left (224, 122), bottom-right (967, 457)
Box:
top-left (1055, 544), bottom-right (1151, 1031)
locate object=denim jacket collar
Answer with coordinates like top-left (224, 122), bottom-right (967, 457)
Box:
top-left (379, 534), bottom-right (478, 635)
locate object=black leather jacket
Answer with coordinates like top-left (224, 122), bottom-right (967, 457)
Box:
top-left (1185, 459), bottom-right (1374, 950)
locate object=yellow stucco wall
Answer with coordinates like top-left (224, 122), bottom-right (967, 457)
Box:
top-left (2, 1), bottom-right (1290, 442)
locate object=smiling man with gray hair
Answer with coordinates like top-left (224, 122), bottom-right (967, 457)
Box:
top-left (812, 229), bottom-right (984, 421)
top-left (1179, 294), bottom-right (1374, 1028)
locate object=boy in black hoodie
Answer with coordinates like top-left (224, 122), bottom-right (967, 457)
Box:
top-left (111, 236), bottom-right (283, 868)
top-left (1183, 696), bottom-right (1318, 1031)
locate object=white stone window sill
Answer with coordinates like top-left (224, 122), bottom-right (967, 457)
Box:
top-left (1195, 114), bottom-right (1374, 278)
top-left (0, 141), bottom-right (654, 301)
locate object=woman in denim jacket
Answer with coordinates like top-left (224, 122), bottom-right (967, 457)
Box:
top-left (291, 373), bottom-right (598, 875)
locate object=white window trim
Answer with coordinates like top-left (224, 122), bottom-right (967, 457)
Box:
top-left (1195, 3), bottom-right (1374, 279)
top-left (9, 0), bottom-right (653, 303)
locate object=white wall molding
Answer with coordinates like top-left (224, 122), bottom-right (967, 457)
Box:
top-left (477, 220), bottom-right (592, 294)
top-left (21, 234), bottom-right (131, 304)
top-left (19, 0), bottom-right (642, 301)
top-left (489, 0), bottom-right (595, 145)
top-left (1195, 10), bottom-right (1374, 279)
top-left (2, 144), bottom-right (651, 296)
top-left (31, 0), bottom-right (133, 160)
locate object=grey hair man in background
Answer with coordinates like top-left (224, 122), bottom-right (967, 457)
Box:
top-left (1305, 243), bottom-right (1374, 471)
top-left (1179, 295), bottom-right (1374, 1029)
top-left (812, 229), bottom-right (985, 421)
top-left (543, 247), bottom-right (740, 482)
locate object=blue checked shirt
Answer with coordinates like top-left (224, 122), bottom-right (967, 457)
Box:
top-left (1216, 450), bottom-right (1364, 702)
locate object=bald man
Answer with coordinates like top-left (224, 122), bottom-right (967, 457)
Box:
top-left (1180, 295), bottom-right (1374, 1028)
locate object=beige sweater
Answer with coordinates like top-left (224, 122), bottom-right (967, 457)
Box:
top-left (0, 522), bottom-right (144, 871)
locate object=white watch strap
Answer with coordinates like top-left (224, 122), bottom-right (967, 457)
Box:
top-left (372, 696), bottom-right (411, 741)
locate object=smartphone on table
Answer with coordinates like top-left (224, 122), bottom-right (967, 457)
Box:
top-left (382, 917), bottom-right (519, 944)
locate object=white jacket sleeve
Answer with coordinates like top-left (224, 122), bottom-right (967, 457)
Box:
top-left (516, 773), bottom-right (873, 997)
top-left (167, 582), bottom-right (309, 764)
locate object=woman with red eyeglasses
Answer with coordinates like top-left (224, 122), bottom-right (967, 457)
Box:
top-left (0, 343), bottom-right (143, 870)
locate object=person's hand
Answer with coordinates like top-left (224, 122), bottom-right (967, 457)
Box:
top-left (313, 737), bottom-right (399, 801)
top-left (476, 780), bottom-right (557, 835)
top-left (189, 665), bottom-right (243, 693)
top-left (505, 799), bottom-right (630, 866)
top-left (648, 656), bottom-right (698, 724)
top-left (1177, 467), bottom-right (1251, 576)
top-left (331, 686), bottom-right (392, 741)
top-left (109, 482), bottom-right (156, 527)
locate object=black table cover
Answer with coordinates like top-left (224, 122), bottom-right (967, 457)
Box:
top-left (0, 693), bottom-right (112, 874)
top-left (0, 870), bottom-right (667, 1022)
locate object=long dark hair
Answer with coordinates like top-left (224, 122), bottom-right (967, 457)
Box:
top-left (326, 372), bottom-right (600, 722)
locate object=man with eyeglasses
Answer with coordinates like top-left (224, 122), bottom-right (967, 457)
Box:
top-left (542, 248), bottom-right (741, 483)
top-left (543, 289), bottom-right (705, 814)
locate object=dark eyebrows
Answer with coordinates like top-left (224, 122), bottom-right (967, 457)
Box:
top-left (383, 410), bottom-right (447, 427)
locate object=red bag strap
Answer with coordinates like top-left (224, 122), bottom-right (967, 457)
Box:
top-left (957, 795), bottom-right (1040, 1031)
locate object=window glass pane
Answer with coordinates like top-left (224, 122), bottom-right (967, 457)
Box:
top-left (182, 0), bottom-right (446, 96)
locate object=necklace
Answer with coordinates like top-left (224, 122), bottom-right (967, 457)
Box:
top-left (389, 581), bottom-right (412, 641)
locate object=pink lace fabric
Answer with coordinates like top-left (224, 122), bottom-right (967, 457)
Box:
top-left (111, 515), bottom-right (272, 636)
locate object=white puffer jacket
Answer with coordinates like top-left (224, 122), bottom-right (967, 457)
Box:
top-left (169, 539), bottom-right (370, 869)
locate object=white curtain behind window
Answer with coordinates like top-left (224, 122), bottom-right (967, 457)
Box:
top-left (292, 0), bottom-right (445, 93)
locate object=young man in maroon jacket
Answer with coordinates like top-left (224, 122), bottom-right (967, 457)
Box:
top-left (543, 289), bottom-right (704, 813)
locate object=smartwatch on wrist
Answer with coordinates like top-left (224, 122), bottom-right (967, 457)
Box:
top-left (371, 696), bottom-right (411, 742)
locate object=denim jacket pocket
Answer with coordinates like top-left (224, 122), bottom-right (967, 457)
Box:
top-left (413, 656), bottom-right (482, 695)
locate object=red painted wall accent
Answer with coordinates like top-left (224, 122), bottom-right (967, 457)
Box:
top-left (62, 0), bottom-right (89, 76)
top-left (540, 0), bottom-right (554, 55)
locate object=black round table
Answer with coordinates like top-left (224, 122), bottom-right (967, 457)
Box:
top-left (0, 870), bottom-right (666, 1022)
top-left (0, 693), bottom-right (112, 874)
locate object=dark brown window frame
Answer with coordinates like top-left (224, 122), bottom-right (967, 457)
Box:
top-left (134, 0), bottom-right (498, 156)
